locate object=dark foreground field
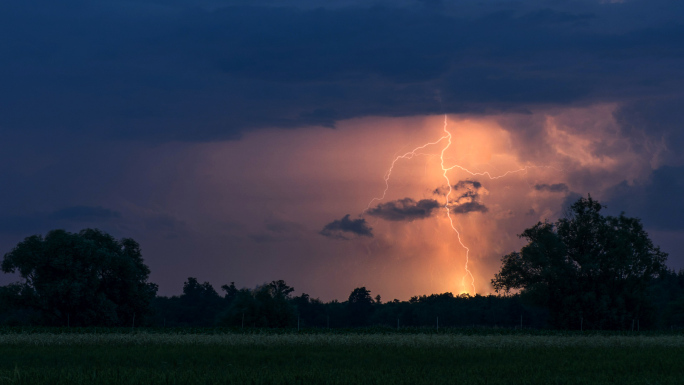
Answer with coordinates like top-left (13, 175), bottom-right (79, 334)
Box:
top-left (1, 332), bottom-right (682, 384)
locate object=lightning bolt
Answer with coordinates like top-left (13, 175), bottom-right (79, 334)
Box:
top-left (439, 116), bottom-right (477, 294)
top-left (366, 135), bottom-right (449, 210)
top-left (367, 114), bottom-right (555, 295)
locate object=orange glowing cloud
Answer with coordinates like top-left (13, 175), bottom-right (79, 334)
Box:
top-left (159, 104), bottom-right (661, 301)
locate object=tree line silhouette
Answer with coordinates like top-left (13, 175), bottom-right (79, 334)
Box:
top-left (2, 196), bottom-right (684, 330)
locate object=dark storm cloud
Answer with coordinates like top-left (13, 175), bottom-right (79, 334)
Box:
top-left (614, 96), bottom-right (684, 165)
top-left (535, 183), bottom-right (569, 193)
top-left (435, 180), bottom-right (484, 198)
top-left (1, 0), bottom-right (683, 142)
top-left (320, 215), bottom-right (373, 240)
top-left (449, 180), bottom-right (488, 214)
top-left (453, 180), bottom-right (482, 191)
top-left (607, 166), bottom-right (684, 231)
top-left (432, 180), bottom-right (489, 215)
top-left (365, 198), bottom-right (441, 222)
top-left (433, 180), bottom-right (482, 196)
top-left (451, 201), bottom-right (488, 214)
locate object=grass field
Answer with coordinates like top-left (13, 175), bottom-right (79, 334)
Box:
top-left (1, 330), bottom-right (683, 384)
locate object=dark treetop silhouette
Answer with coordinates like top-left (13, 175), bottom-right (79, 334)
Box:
top-left (492, 195), bottom-right (668, 329)
top-left (1, 229), bottom-right (157, 326)
top-left (2, 197), bottom-right (684, 329)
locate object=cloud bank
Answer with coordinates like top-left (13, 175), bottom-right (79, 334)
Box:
top-left (0, 0), bottom-right (683, 143)
top-left (365, 198), bottom-right (441, 222)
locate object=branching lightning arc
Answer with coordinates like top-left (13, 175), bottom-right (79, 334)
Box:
top-left (367, 115), bottom-right (545, 294)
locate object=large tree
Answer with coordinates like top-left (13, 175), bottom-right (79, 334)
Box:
top-left (492, 196), bottom-right (668, 329)
top-left (1, 228), bottom-right (158, 326)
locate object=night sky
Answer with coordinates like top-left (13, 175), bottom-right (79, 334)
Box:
top-left (2, 0), bottom-right (684, 300)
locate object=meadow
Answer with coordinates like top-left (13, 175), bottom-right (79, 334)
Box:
top-left (1, 329), bottom-right (683, 384)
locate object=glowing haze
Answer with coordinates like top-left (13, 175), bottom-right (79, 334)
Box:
top-left (150, 105), bottom-right (657, 300)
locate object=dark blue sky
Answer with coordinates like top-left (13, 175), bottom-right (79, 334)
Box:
top-left (1, 0), bottom-right (683, 298)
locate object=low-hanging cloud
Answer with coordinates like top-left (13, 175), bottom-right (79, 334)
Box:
top-left (365, 198), bottom-right (441, 222)
top-left (451, 201), bottom-right (488, 214)
top-left (434, 180), bottom-right (489, 215)
top-left (365, 180), bottom-right (490, 223)
top-left (454, 180), bottom-right (482, 190)
top-left (434, 180), bottom-right (482, 197)
top-left (319, 214), bottom-right (373, 240)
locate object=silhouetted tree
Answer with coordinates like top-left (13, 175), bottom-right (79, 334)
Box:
top-left (646, 269), bottom-right (684, 328)
top-left (492, 196), bottom-right (668, 329)
top-left (221, 282), bottom-right (239, 302)
top-left (347, 287), bottom-right (374, 326)
top-left (175, 277), bottom-right (224, 326)
top-left (217, 281), bottom-right (296, 327)
top-left (1, 229), bottom-right (157, 326)
top-left (292, 293), bottom-right (328, 327)
top-left (269, 280), bottom-right (294, 298)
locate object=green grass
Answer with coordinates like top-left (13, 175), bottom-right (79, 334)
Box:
top-left (1, 332), bottom-right (683, 384)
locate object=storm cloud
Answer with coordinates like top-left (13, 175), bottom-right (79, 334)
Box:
top-left (451, 201), bottom-right (488, 214)
top-left (320, 215), bottom-right (373, 240)
top-left (0, 0), bottom-right (683, 142)
top-left (365, 198), bottom-right (442, 222)
top-left (433, 180), bottom-right (489, 214)
top-left (607, 166), bottom-right (684, 231)
top-left (367, 180), bottom-right (490, 222)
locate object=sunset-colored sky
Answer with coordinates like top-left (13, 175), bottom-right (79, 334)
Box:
top-left (1, 0), bottom-right (684, 301)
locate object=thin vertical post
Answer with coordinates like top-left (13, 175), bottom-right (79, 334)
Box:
top-left (397, 318), bottom-right (400, 330)
top-left (297, 315), bottom-right (300, 331)
top-left (580, 317), bottom-right (583, 332)
top-left (67, 314), bottom-right (70, 328)
top-left (520, 314), bottom-right (523, 329)
top-left (632, 319), bottom-right (635, 332)
top-left (242, 313), bottom-right (245, 329)
top-left (437, 316), bottom-right (439, 332)
top-left (327, 315), bottom-right (329, 329)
